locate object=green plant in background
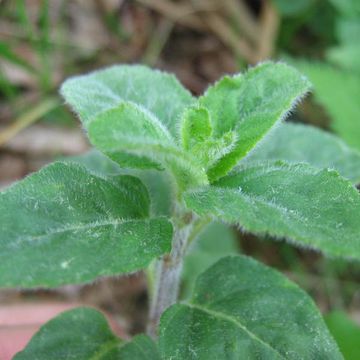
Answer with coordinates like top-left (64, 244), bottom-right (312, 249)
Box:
top-left (325, 311), bottom-right (360, 360)
top-left (288, 0), bottom-right (360, 152)
top-left (1, 62), bottom-right (360, 359)
top-left (0, 0), bottom-right (53, 97)
top-left (327, 0), bottom-right (360, 73)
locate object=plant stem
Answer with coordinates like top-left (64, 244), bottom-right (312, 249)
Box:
top-left (147, 214), bottom-right (193, 338)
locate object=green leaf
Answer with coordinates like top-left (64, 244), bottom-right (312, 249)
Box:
top-left (65, 150), bottom-right (173, 217)
top-left (199, 62), bottom-right (311, 181)
top-left (160, 255), bottom-right (342, 359)
top-left (181, 106), bottom-right (212, 151)
top-left (185, 161), bottom-right (360, 259)
top-left (14, 307), bottom-right (160, 360)
top-left (335, 19), bottom-right (360, 44)
top-left (88, 102), bottom-right (208, 190)
top-left (60, 64), bottom-right (195, 138)
top-left (65, 150), bottom-right (123, 177)
top-left (329, 0), bottom-right (360, 17)
top-left (0, 41), bottom-right (35, 72)
top-left (180, 106), bottom-right (237, 168)
top-left (327, 44), bottom-right (360, 73)
top-left (245, 122), bottom-right (360, 184)
top-left (294, 61), bottom-right (360, 150)
top-left (117, 334), bottom-right (160, 360)
top-left (272, 0), bottom-right (315, 16)
top-left (328, 19), bottom-right (360, 73)
top-left (325, 311), bottom-right (360, 360)
top-left (0, 162), bottom-right (172, 287)
top-left (181, 222), bottom-right (238, 299)
top-left (133, 169), bottom-right (173, 217)
top-left (88, 101), bottom-right (172, 170)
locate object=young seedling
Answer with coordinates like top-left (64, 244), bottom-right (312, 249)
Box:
top-left (1, 62), bottom-right (360, 359)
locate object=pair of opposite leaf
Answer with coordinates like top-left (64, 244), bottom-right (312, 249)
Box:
top-left (60, 60), bottom-right (360, 261)
top-left (15, 255), bottom-right (344, 359)
top-left (2, 61), bottom-right (359, 290)
top-left (1, 62), bottom-right (360, 359)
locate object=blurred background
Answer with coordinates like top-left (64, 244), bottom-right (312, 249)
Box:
top-left (0, 0), bottom-right (359, 357)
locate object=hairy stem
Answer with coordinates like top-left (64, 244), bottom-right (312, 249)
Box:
top-left (147, 213), bottom-right (194, 338)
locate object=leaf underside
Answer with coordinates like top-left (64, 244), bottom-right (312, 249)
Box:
top-left (185, 161), bottom-right (360, 259)
top-left (160, 255), bottom-right (343, 360)
top-left (245, 122), bottom-right (360, 184)
top-left (0, 162), bottom-right (172, 288)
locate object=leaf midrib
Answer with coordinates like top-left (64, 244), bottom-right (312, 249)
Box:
top-left (100, 138), bottom-right (203, 170)
top-left (8, 218), bottom-right (147, 246)
top-left (211, 185), bottom-right (355, 239)
top-left (89, 339), bottom-right (121, 360)
top-left (187, 303), bottom-right (286, 359)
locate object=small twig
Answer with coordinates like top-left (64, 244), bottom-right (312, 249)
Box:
top-left (256, 0), bottom-right (279, 61)
top-left (142, 17), bottom-right (174, 66)
top-left (223, 0), bottom-right (260, 45)
top-left (204, 12), bottom-right (257, 63)
top-left (136, 0), bottom-right (206, 31)
top-left (0, 97), bottom-right (59, 147)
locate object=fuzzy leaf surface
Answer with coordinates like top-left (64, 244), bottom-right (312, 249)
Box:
top-left (0, 162), bottom-right (172, 287)
top-left (14, 307), bottom-right (160, 360)
top-left (160, 256), bottom-right (342, 359)
top-left (185, 161), bottom-right (360, 259)
top-left (180, 106), bottom-right (237, 169)
top-left (181, 106), bottom-right (212, 151)
top-left (198, 62), bottom-right (311, 181)
top-left (60, 64), bottom-right (194, 138)
top-left (65, 150), bottom-right (173, 216)
top-left (245, 122), bottom-right (360, 184)
top-left (88, 103), bottom-right (207, 190)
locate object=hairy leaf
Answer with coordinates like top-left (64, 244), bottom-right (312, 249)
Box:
top-left (65, 150), bottom-right (173, 216)
top-left (180, 106), bottom-right (237, 168)
top-left (66, 150), bottom-right (123, 177)
top-left (88, 101), bottom-right (172, 170)
top-left (294, 61), bottom-right (360, 150)
top-left (160, 256), bottom-right (342, 359)
top-left (245, 122), bottom-right (360, 184)
top-left (60, 64), bottom-right (194, 138)
top-left (182, 222), bottom-right (238, 299)
top-left (181, 106), bottom-right (212, 151)
top-left (14, 307), bottom-right (160, 360)
top-left (185, 161), bottom-right (360, 259)
top-left (0, 162), bottom-right (172, 287)
top-left (199, 62), bottom-right (311, 181)
top-left (88, 103), bottom-right (208, 190)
